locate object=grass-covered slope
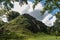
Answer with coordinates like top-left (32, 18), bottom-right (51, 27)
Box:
top-left (3, 15), bottom-right (33, 35)
top-left (0, 14), bottom-right (46, 39)
top-left (0, 15), bottom-right (32, 40)
top-left (0, 14), bottom-right (60, 40)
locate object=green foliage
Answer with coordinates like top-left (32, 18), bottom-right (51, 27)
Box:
top-left (0, 30), bottom-right (25, 40)
top-left (54, 12), bottom-right (60, 36)
top-left (0, 13), bottom-right (60, 40)
top-left (45, 12), bottom-right (60, 35)
top-left (2, 15), bottom-right (32, 34)
top-left (0, 15), bottom-right (32, 40)
top-left (7, 11), bottom-right (20, 21)
top-left (43, 0), bottom-right (60, 13)
top-left (0, 0), bottom-right (14, 10)
top-left (33, 0), bottom-right (41, 9)
top-left (0, 14), bottom-right (48, 39)
top-left (0, 9), bottom-right (7, 16)
top-left (0, 21), bottom-right (5, 27)
top-left (3, 2), bottom-right (14, 10)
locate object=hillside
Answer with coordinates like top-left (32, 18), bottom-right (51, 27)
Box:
top-left (0, 14), bottom-right (60, 40)
top-left (0, 14), bottom-right (49, 40)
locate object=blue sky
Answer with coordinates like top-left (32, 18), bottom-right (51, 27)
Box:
top-left (58, 2), bottom-right (60, 4)
top-left (51, 8), bottom-right (60, 15)
top-left (51, 2), bottom-right (60, 15)
top-left (28, 0), bottom-right (60, 15)
top-left (28, 0), bottom-right (34, 2)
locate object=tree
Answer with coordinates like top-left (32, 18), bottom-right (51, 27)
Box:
top-left (0, 0), bottom-right (14, 10)
top-left (0, 20), bottom-right (5, 27)
top-left (54, 12), bottom-right (60, 36)
top-left (7, 11), bottom-right (20, 21)
top-left (33, 0), bottom-right (41, 9)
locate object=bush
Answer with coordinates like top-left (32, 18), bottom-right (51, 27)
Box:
top-left (7, 11), bottom-right (20, 21)
top-left (0, 20), bottom-right (5, 27)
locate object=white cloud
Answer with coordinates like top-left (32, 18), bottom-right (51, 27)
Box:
top-left (11, 1), bottom-right (57, 27)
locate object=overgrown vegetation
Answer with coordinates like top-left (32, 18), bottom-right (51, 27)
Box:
top-left (0, 14), bottom-right (60, 40)
top-left (7, 11), bottom-right (20, 21)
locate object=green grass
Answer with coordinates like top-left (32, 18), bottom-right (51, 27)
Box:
top-left (20, 33), bottom-right (60, 40)
top-left (27, 35), bottom-right (60, 40)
